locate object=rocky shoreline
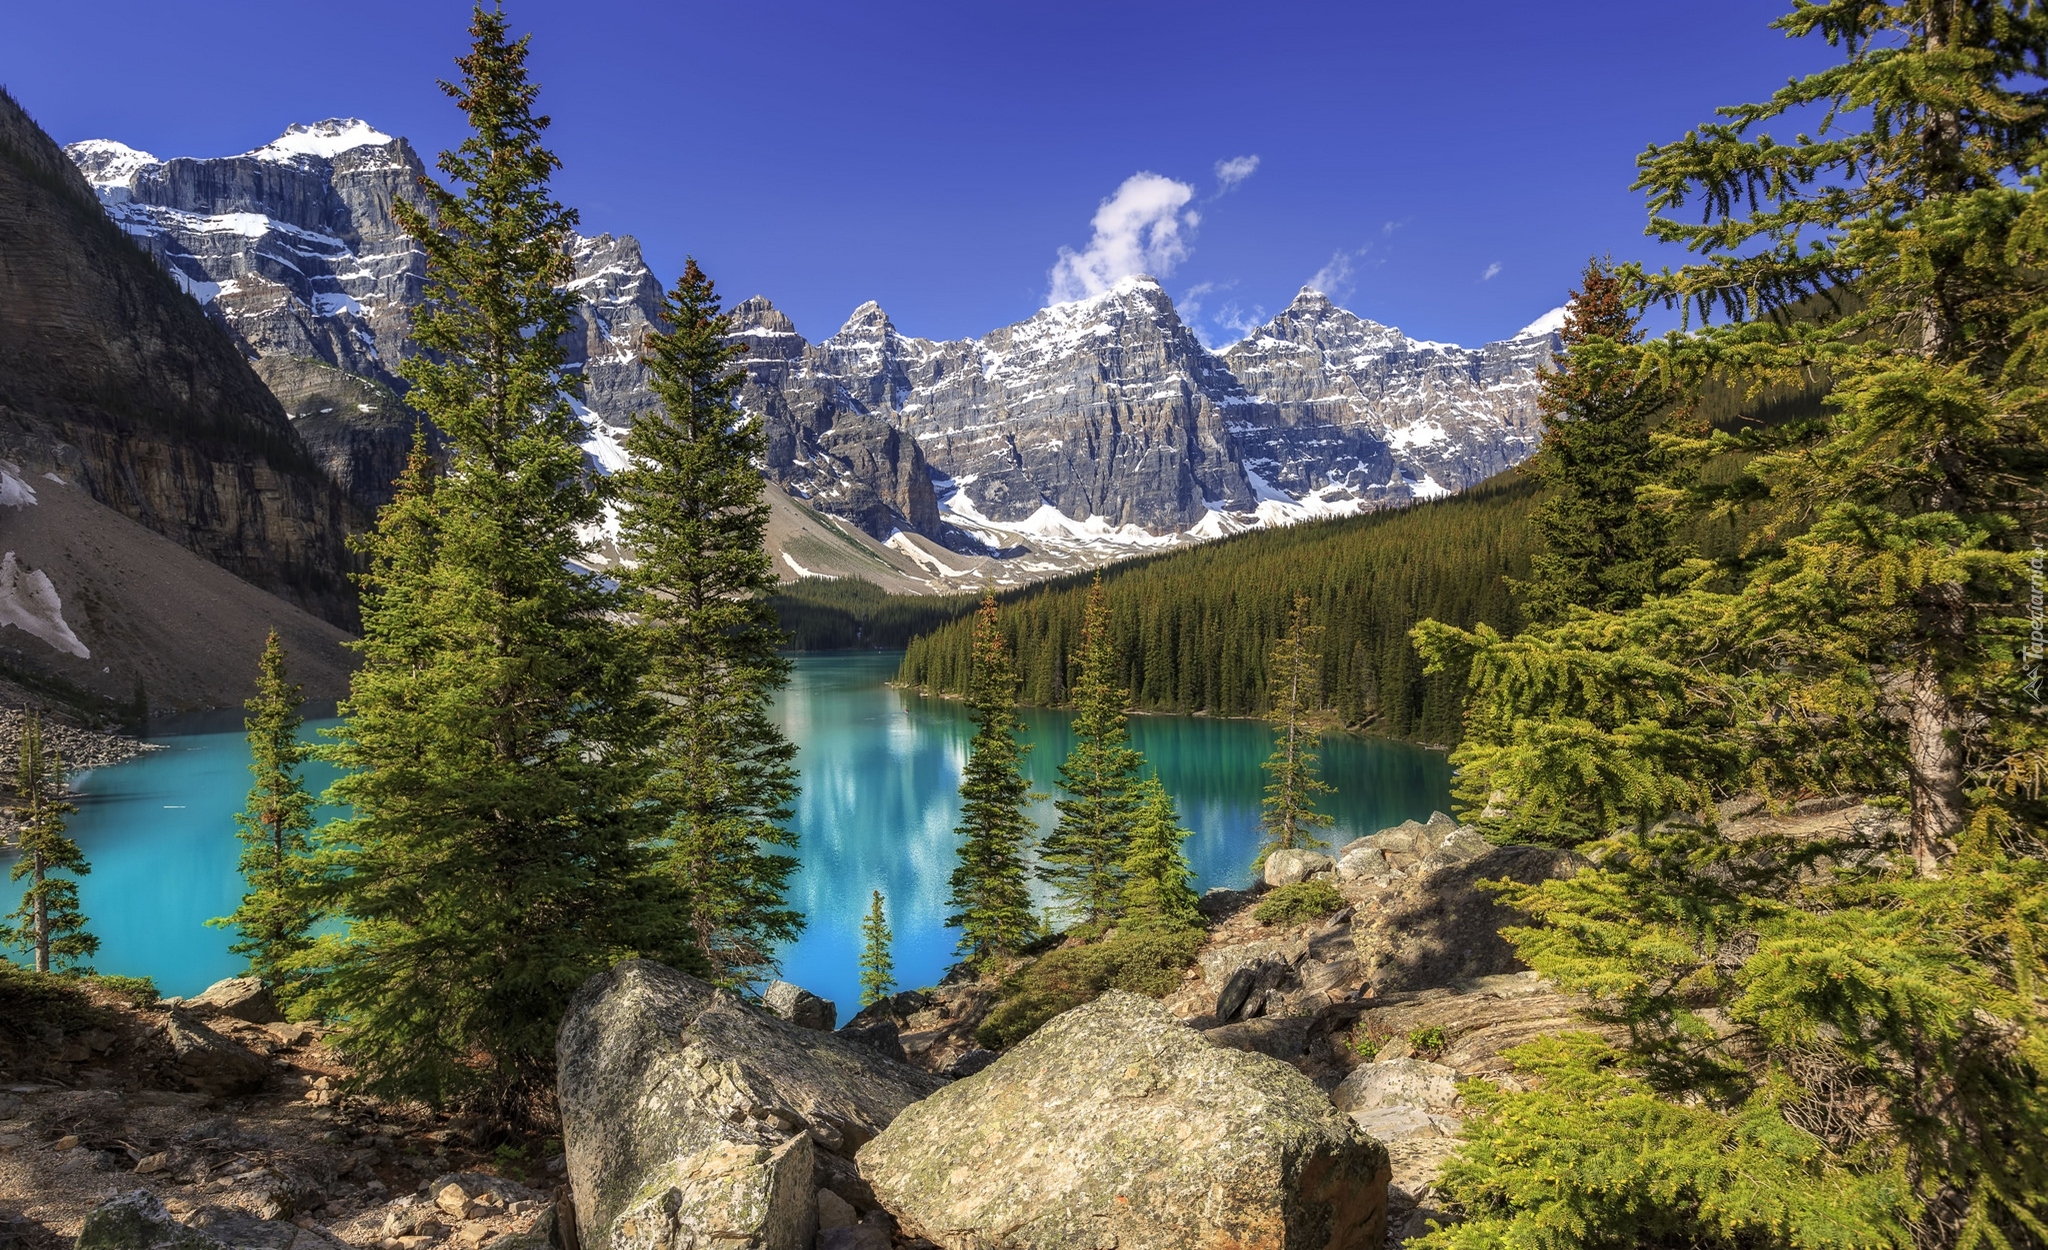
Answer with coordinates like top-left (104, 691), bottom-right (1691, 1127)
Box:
top-left (6, 801), bottom-right (1884, 1249)
top-left (0, 706), bottom-right (161, 773)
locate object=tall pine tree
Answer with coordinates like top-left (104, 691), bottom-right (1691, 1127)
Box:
top-left (616, 258), bottom-right (801, 987)
top-left (858, 890), bottom-right (894, 1008)
top-left (2, 713), bottom-right (92, 974)
top-left (213, 632), bottom-right (318, 1001)
top-left (946, 595), bottom-right (1038, 969)
top-left (1512, 260), bottom-right (1684, 623)
top-left (1413, 4), bottom-right (2048, 1244)
top-left (1257, 595), bottom-right (1333, 868)
top-left (303, 7), bottom-right (694, 1118)
top-left (1040, 577), bottom-right (1144, 925)
top-left (1119, 775), bottom-right (1201, 934)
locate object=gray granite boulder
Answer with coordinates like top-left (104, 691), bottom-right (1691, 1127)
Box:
top-left (858, 991), bottom-right (1389, 1249)
top-left (762, 980), bottom-right (836, 1031)
top-left (557, 960), bottom-right (946, 1250)
top-left (185, 976), bottom-right (282, 1024)
top-left (1264, 848), bottom-right (1337, 888)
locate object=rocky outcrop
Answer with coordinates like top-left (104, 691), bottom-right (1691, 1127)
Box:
top-left (160, 1012), bottom-right (272, 1098)
top-left (833, 980), bottom-right (999, 1076)
top-left (857, 990), bottom-right (1389, 1250)
top-left (176, 977), bottom-right (282, 1025)
top-left (1, 92), bottom-right (359, 629)
top-left (1265, 848), bottom-right (1337, 887)
top-left (1352, 842), bottom-right (1582, 995)
top-left (556, 960), bottom-right (946, 1250)
top-left (761, 980), bottom-right (836, 1032)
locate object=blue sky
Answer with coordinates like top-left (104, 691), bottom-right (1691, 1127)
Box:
top-left (3, 1), bottom-right (1831, 348)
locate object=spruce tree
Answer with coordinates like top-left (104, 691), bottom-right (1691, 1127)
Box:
top-left (213, 631), bottom-right (318, 1001)
top-left (1257, 595), bottom-right (1333, 868)
top-left (303, 7), bottom-right (694, 1117)
top-left (1412, 4), bottom-right (2048, 1243)
top-left (1119, 775), bottom-right (1201, 934)
top-left (858, 890), bottom-right (894, 1008)
top-left (2, 713), bottom-right (92, 974)
top-left (946, 595), bottom-right (1038, 969)
top-left (1512, 260), bottom-right (1684, 623)
top-left (616, 258), bottom-right (801, 987)
top-left (1040, 577), bottom-right (1144, 925)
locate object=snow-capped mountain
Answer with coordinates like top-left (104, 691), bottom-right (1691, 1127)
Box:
top-left (728, 276), bottom-right (1558, 572)
top-left (66, 119), bottom-right (1559, 592)
top-left (66, 120), bottom-right (662, 509)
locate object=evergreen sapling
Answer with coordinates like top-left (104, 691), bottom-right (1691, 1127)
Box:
top-left (2, 712), bottom-right (92, 974)
top-left (858, 889), bottom-right (894, 1008)
top-left (946, 595), bottom-right (1039, 969)
top-left (1257, 595), bottom-right (1334, 868)
top-left (213, 632), bottom-right (319, 1005)
top-left (1119, 775), bottom-right (1201, 934)
top-left (1040, 577), bottom-right (1145, 925)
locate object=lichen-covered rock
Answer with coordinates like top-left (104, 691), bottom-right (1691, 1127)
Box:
top-left (609, 1137), bottom-right (813, 1250)
top-left (557, 960), bottom-right (946, 1250)
top-left (76, 1192), bottom-right (221, 1250)
top-left (1333, 1059), bottom-right (1461, 1115)
top-left (858, 991), bottom-right (1389, 1250)
top-left (762, 981), bottom-right (836, 1032)
top-left (1264, 848), bottom-right (1337, 888)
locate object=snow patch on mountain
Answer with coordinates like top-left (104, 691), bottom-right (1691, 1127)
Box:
top-left (250, 119), bottom-right (394, 163)
top-left (0, 553), bottom-right (88, 659)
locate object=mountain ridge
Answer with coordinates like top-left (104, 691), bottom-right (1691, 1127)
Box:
top-left (64, 117), bottom-right (1560, 593)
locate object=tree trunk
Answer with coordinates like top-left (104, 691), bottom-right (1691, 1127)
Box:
top-left (1905, 654), bottom-right (1965, 876)
top-left (32, 857), bottom-right (48, 974)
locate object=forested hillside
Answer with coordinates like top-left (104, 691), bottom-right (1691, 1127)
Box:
top-left (897, 472), bottom-right (1538, 745)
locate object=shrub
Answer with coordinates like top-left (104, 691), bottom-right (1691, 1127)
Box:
top-left (86, 974), bottom-right (159, 1007)
top-left (1409, 1025), bottom-right (1449, 1056)
top-left (976, 928), bottom-right (1204, 1050)
top-left (1254, 879), bottom-right (1346, 925)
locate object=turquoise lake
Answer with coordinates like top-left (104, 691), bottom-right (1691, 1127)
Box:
top-left (16, 651), bottom-right (1451, 1019)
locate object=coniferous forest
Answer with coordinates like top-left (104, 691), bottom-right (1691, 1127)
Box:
top-left (897, 472), bottom-right (1539, 745)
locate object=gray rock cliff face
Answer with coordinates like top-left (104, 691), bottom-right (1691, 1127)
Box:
top-left (2, 94), bottom-right (358, 630)
top-left (1223, 287), bottom-right (1551, 504)
top-left (65, 121), bottom-right (663, 515)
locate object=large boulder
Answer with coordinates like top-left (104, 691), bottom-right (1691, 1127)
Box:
top-left (557, 960), bottom-right (946, 1250)
top-left (858, 991), bottom-right (1389, 1250)
top-left (1264, 848), bottom-right (1336, 888)
top-left (162, 1011), bottom-right (271, 1097)
top-left (184, 976), bottom-right (283, 1024)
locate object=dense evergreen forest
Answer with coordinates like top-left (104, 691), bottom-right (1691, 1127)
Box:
top-left (770, 577), bottom-right (978, 650)
top-left (896, 472), bottom-right (1539, 745)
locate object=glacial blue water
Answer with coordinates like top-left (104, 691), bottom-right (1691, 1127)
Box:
top-left (8, 651), bottom-right (1451, 1019)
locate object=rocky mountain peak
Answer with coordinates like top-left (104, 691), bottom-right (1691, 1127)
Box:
top-left (247, 118), bottom-right (396, 165)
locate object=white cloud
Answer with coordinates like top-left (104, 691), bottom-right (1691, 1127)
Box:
top-left (1180, 279), bottom-right (1227, 326)
top-left (1048, 172), bottom-right (1198, 304)
top-left (1209, 298), bottom-right (1268, 347)
top-left (1308, 250), bottom-right (1360, 301)
top-left (1214, 154), bottom-right (1260, 192)
top-left (1481, 261), bottom-right (1503, 281)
